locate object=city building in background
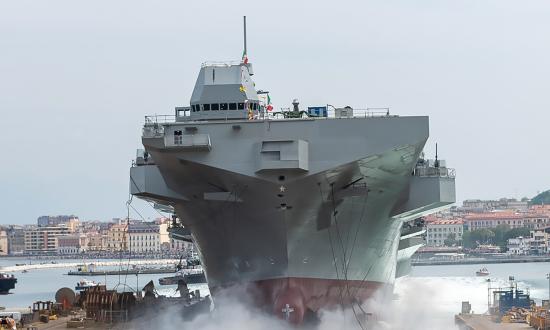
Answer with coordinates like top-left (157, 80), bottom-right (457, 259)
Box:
top-left (84, 232), bottom-right (107, 251)
top-left (458, 198), bottom-right (529, 213)
top-left (106, 224), bottom-right (127, 252)
top-left (7, 226), bottom-right (25, 255)
top-left (56, 234), bottom-right (83, 254)
top-left (24, 226), bottom-right (71, 254)
top-left (506, 230), bottom-right (549, 255)
top-left (0, 230), bottom-right (7, 256)
top-left (128, 223), bottom-right (160, 253)
top-left (507, 236), bottom-right (530, 255)
top-left (37, 215), bottom-right (79, 227)
top-left (425, 219), bottom-right (463, 246)
top-left (464, 212), bottom-right (526, 230)
top-left (528, 230), bottom-right (548, 255)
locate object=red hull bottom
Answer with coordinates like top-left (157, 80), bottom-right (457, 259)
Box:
top-left (213, 277), bottom-right (392, 324)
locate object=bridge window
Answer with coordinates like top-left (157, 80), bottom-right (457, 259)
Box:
top-left (174, 130), bottom-right (183, 145)
top-left (220, 103), bottom-right (228, 110)
top-left (203, 104), bottom-right (210, 111)
top-left (238, 103), bottom-right (245, 110)
top-left (229, 103), bottom-right (237, 110)
top-left (211, 104), bottom-right (219, 111)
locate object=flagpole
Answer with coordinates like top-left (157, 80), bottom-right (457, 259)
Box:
top-left (243, 16), bottom-right (247, 56)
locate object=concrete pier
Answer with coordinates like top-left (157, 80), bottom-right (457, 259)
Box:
top-left (455, 314), bottom-right (533, 330)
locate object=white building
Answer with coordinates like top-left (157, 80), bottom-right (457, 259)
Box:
top-left (56, 234), bottom-right (84, 254)
top-left (507, 230), bottom-right (549, 255)
top-left (128, 224), bottom-right (160, 253)
top-left (0, 231), bottom-right (8, 256)
top-left (158, 223), bottom-right (170, 250)
top-left (507, 236), bottom-right (530, 255)
top-left (426, 219), bottom-right (464, 247)
top-left (170, 237), bottom-right (194, 253)
top-left (529, 230), bottom-right (548, 255)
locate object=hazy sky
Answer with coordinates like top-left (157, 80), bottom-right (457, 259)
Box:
top-left (1, 0), bottom-right (549, 225)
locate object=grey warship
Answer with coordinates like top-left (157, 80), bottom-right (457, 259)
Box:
top-left (130, 17), bottom-right (456, 324)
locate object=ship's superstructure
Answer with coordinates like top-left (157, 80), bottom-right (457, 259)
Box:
top-left (129, 17), bottom-right (455, 324)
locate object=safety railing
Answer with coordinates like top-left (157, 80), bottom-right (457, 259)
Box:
top-left (327, 107), bottom-right (392, 118)
top-left (145, 115), bottom-right (176, 124)
top-left (142, 106), bottom-right (396, 126)
top-left (413, 166), bottom-right (456, 178)
top-left (201, 60), bottom-right (242, 68)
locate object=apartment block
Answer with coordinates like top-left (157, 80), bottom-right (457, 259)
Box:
top-left (24, 226), bottom-right (71, 254)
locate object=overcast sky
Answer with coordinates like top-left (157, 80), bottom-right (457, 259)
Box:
top-left (1, 0), bottom-right (549, 225)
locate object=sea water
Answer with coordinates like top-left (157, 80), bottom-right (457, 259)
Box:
top-left (0, 257), bottom-right (208, 308)
top-left (1, 257), bottom-right (549, 329)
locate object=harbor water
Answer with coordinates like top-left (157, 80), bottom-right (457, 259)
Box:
top-left (2, 257), bottom-right (549, 329)
top-left (0, 257), bottom-right (208, 309)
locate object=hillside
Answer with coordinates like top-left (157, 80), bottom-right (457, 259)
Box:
top-left (530, 190), bottom-right (550, 205)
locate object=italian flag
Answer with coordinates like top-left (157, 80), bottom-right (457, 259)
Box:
top-left (266, 94), bottom-right (273, 111)
top-left (242, 50), bottom-right (249, 64)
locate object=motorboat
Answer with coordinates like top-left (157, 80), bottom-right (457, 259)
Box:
top-left (476, 267), bottom-right (490, 276)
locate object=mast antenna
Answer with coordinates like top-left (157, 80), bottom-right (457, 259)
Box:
top-left (434, 143), bottom-right (440, 168)
top-left (243, 16), bottom-right (247, 57)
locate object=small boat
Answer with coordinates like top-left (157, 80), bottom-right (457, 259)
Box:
top-left (159, 269), bottom-right (206, 285)
top-left (0, 273), bottom-right (17, 294)
top-left (476, 267), bottom-right (490, 276)
top-left (75, 279), bottom-right (99, 291)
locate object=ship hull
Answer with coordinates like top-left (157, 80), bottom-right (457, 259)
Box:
top-left (211, 277), bottom-right (392, 324)
top-left (132, 116), bottom-right (455, 322)
top-left (172, 173), bottom-right (403, 322)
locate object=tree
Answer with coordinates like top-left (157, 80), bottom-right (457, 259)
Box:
top-left (444, 232), bottom-right (459, 246)
top-left (504, 227), bottom-right (531, 241)
top-left (530, 190), bottom-right (550, 205)
top-left (462, 226), bottom-right (532, 251)
top-left (462, 228), bottom-right (496, 249)
top-left (493, 224), bottom-right (511, 250)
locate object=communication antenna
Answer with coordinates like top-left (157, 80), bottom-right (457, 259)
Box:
top-left (243, 16), bottom-right (247, 57)
top-left (434, 143), bottom-right (440, 168)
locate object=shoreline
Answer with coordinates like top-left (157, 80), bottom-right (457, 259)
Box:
top-left (0, 259), bottom-right (179, 272)
top-left (412, 256), bottom-right (550, 266)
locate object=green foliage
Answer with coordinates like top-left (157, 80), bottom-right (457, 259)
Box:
top-left (493, 224), bottom-right (511, 250)
top-left (530, 190), bottom-right (550, 205)
top-left (444, 232), bottom-right (460, 246)
top-left (462, 228), bottom-right (496, 249)
top-left (503, 227), bottom-right (531, 241)
top-left (462, 226), bottom-right (531, 251)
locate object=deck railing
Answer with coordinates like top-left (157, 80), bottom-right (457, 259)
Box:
top-left (413, 166), bottom-right (456, 178)
top-left (145, 114), bottom-right (176, 124)
top-left (201, 60), bottom-right (242, 68)
top-left (143, 106), bottom-right (395, 126)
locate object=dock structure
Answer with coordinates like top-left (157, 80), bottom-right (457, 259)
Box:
top-left (455, 314), bottom-right (534, 330)
top-left (67, 268), bottom-right (175, 276)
